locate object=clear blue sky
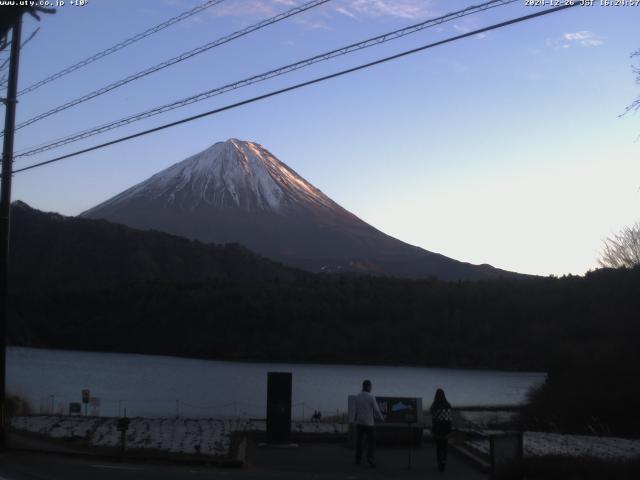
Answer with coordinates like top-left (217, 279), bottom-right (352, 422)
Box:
top-left (5, 0), bottom-right (640, 276)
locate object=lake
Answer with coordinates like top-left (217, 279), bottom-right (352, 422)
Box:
top-left (7, 346), bottom-right (545, 418)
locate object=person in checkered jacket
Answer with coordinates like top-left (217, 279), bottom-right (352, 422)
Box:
top-left (430, 388), bottom-right (452, 472)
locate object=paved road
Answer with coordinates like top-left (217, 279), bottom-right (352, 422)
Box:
top-left (0, 443), bottom-right (487, 479)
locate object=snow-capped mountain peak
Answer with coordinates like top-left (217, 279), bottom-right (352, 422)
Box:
top-left (84, 139), bottom-right (334, 215)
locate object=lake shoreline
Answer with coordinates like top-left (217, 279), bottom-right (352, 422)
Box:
top-left (8, 343), bottom-right (546, 375)
top-left (8, 346), bottom-right (546, 418)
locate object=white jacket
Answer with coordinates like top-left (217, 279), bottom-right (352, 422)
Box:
top-left (354, 391), bottom-right (384, 426)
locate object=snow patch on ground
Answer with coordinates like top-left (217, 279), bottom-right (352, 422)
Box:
top-left (459, 410), bottom-right (519, 429)
top-left (10, 416), bottom-right (344, 456)
top-left (465, 432), bottom-right (640, 460)
top-left (16, 415), bottom-right (639, 461)
top-left (11, 416), bottom-right (254, 456)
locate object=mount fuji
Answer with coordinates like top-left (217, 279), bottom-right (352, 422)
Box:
top-left (81, 139), bottom-right (513, 280)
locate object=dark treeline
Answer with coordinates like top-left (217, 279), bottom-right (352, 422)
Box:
top-left (9, 201), bottom-right (298, 292)
top-left (9, 267), bottom-right (640, 372)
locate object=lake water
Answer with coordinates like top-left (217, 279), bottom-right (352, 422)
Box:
top-left (7, 347), bottom-right (545, 419)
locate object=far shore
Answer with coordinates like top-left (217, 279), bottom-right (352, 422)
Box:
top-left (7, 344), bottom-right (547, 374)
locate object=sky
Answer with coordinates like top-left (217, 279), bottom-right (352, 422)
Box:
top-left (2, 0), bottom-right (639, 276)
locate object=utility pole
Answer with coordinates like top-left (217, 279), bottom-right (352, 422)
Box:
top-left (0, 13), bottom-right (23, 451)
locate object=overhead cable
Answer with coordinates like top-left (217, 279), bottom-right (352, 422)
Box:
top-left (13, 0), bottom-right (228, 95)
top-left (10, 0), bottom-right (331, 132)
top-left (12, 3), bottom-right (579, 176)
top-left (15, 0), bottom-right (517, 158)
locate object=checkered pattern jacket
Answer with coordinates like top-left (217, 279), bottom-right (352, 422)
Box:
top-left (432, 408), bottom-right (451, 422)
top-left (431, 407), bottom-right (452, 436)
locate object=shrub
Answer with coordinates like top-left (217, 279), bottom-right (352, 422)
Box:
top-left (6, 394), bottom-right (32, 416)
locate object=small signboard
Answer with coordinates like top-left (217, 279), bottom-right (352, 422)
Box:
top-left (90, 397), bottom-right (101, 416)
top-left (348, 395), bottom-right (423, 425)
top-left (81, 389), bottom-right (91, 404)
top-left (379, 396), bottom-right (421, 424)
top-left (347, 394), bottom-right (424, 447)
top-left (69, 402), bottom-right (82, 415)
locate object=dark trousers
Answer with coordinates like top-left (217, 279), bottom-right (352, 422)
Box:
top-left (435, 436), bottom-right (448, 470)
top-left (355, 425), bottom-right (375, 464)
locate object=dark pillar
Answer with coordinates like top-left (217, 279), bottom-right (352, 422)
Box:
top-left (266, 372), bottom-right (292, 444)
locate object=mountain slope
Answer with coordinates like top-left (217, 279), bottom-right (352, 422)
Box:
top-left (82, 139), bottom-right (516, 281)
top-left (9, 201), bottom-right (298, 292)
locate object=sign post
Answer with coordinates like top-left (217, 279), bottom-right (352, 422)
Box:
top-left (81, 389), bottom-right (90, 416)
top-left (375, 397), bottom-right (421, 470)
top-left (407, 421), bottom-right (413, 470)
top-left (117, 413), bottom-right (130, 458)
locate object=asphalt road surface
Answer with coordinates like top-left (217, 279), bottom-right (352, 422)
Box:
top-left (0, 443), bottom-right (487, 479)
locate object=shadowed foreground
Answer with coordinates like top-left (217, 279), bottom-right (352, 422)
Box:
top-left (0, 442), bottom-right (486, 479)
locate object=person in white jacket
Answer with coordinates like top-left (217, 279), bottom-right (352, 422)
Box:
top-left (353, 379), bottom-right (385, 467)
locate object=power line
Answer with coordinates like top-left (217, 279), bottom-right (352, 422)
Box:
top-left (12, 4), bottom-right (579, 176)
top-left (10, 0), bottom-right (331, 133)
top-left (0, 27), bottom-right (39, 82)
top-left (15, 0), bottom-right (518, 159)
top-left (11, 0), bottom-right (228, 95)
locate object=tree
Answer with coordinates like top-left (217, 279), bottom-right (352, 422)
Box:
top-left (599, 221), bottom-right (640, 268)
top-left (623, 49), bottom-right (640, 115)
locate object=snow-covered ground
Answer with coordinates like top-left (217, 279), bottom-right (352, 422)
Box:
top-left (458, 410), bottom-right (519, 429)
top-left (10, 416), bottom-right (344, 457)
top-left (15, 415), bottom-right (639, 461)
top-left (10, 416), bottom-right (256, 456)
top-left (465, 432), bottom-right (640, 460)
